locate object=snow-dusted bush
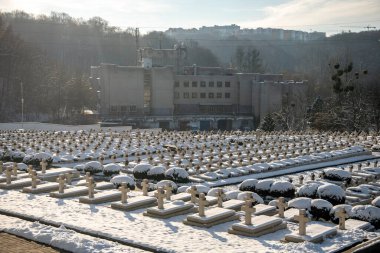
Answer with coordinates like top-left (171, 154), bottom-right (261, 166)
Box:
top-left (132, 163), bottom-right (152, 179)
top-left (202, 172), bottom-right (219, 180)
top-left (225, 190), bottom-right (241, 200)
top-left (310, 199), bottom-right (333, 221)
top-left (317, 184), bottom-right (346, 205)
top-left (330, 204), bottom-right (353, 223)
top-left (207, 187), bottom-right (226, 199)
top-left (110, 175), bottom-right (135, 190)
top-left (255, 179), bottom-right (275, 196)
top-left (23, 152), bottom-right (53, 166)
top-left (351, 205), bottom-right (380, 228)
top-left (9, 151), bottom-right (25, 163)
top-left (165, 167), bottom-right (189, 183)
top-left (0, 150), bottom-right (10, 161)
top-left (238, 179), bottom-right (258, 192)
top-left (324, 168), bottom-right (351, 183)
top-left (73, 164), bottom-right (85, 172)
top-left (268, 199), bottom-right (278, 207)
top-left (177, 185), bottom-right (188, 193)
top-left (270, 181), bottom-right (295, 197)
top-left (17, 163), bottom-right (28, 171)
top-left (186, 184), bottom-right (210, 195)
top-left (297, 183), bottom-right (320, 198)
top-left (147, 166), bottom-right (165, 181)
top-left (103, 163), bottom-right (122, 177)
top-left (156, 180), bottom-right (178, 193)
top-left (237, 191), bottom-right (264, 205)
top-left (372, 196), bottom-right (380, 208)
top-left (288, 197), bottom-right (312, 210)
top-left (83, 161), bottom-right (103, 175)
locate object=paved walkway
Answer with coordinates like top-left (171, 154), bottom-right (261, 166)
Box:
top-left (0, 233), bottom-right (61, 253)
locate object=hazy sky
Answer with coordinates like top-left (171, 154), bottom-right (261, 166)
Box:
top-left (1, 0), bottom-right (380, 35)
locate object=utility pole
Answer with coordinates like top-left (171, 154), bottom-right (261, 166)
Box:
top-left (135, 28), bottom-right (140, 65)
top-left (20, 81), bottom-right (24, 129)
top-left (364, 25), bottom-right (376, 31)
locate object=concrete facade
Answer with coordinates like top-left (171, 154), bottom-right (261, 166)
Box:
top-left (90, 62), bottom-right (307, 130)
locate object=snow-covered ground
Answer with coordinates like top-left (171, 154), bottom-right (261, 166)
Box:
top-left (0, 189), bottom-right (377, 253)
top-left (0, 214), bottom-right (147, 253)
top-left (0, 122), bottom-right (132, 131)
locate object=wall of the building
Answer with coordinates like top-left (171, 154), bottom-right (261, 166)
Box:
top-left (151, 67), bottom-right (174, 116)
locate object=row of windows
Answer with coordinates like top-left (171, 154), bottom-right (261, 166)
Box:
top-left (175, 92), bottom-right (231, 99)
top-left (174, 81), bottom-right (231, 88)
top-left (110, 105), bottom-right (137, 113)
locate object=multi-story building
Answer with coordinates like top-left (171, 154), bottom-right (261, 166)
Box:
top-left (90, 49), bottom-right (307, 130)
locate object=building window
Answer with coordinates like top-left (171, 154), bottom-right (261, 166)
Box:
top-left (217, 92), bottom-right (222, 99)
top-left (209, 81), bottom-right (214, 87)
top-left (174, 92), bottom-right (180, 99)
top-left (174, 81), bottom-right (179, 87)
top-left (209, 93), bottom-right (214, 99)
top-left (110, 106), bottom-right (118, 112)
top-left (225, 93), bottom-right (231, 99)
top-left (184, 92), bottom-right (190, 99)
top-left (129, 105), bottom-right (137, 112)
top-left (200, 81), bottom-right (206, 87)
top-left (121, 106), bottom-right (127, 112)
top-left (192, 92), bottom-right (197, 98)
top-left (217, 81), bottom-right (222, 87)
top-left (192, 81), bottom-right (198, 87)
top-left (225, 81), bottom-right (231, 87)
top-left (183, 81), bottom-right (189, 87)
top-left (200, 93), bottom-right (206, 98)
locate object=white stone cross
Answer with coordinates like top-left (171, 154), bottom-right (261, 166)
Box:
top-left (5, 167), bottom-right (12, 185)
top-left (155, 187), bottom-right (166, 209)
top-left (12, 162), bottom-right (18, 176)
top-left (299, 175), bottom-right (304, 185)
top-left (277, 197), bottom-right (288, 218)
top-left (85, 172), bottom-right (91, 182)
top-left (294, 209), bottom-right (309, 236)
top-left (31, 171), bottom-right (38, 189)
top-left (87, 177), bottom-right (95, 198)
top-left (336, 208), bottom-right (348, 230)
top-left (197, 193), bottom-right (208, 217)
top-left (217, 189), bottom-right (225, 208)
top-left (65, 173), bottom-right (73, 185)
top-left (165, 183), bottom-right (173, 201)
top-left (141, 179), bottom-right (149, 196)
top-left (241, 195), bottom-right (255, 225)
top-left (57, 174), bottom-right (66, 194)
top-left (27, 165), bottom-right (33, 176)
top-left (189, 186), bottom-right (198, 203)
top-left (119, 183), bottom-right (130, 204)
top-left (40, 159), bottom-right (47, 174)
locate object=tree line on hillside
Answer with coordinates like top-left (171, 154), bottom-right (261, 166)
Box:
top-left (0, 10), bottom-right (379, 131)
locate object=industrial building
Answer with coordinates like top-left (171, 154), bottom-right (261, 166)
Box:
top-left (90, 47), bottom-right (307, 130)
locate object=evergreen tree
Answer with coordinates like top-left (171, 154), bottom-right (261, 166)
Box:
top-left (259, 113), bottom-right (275, 132)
